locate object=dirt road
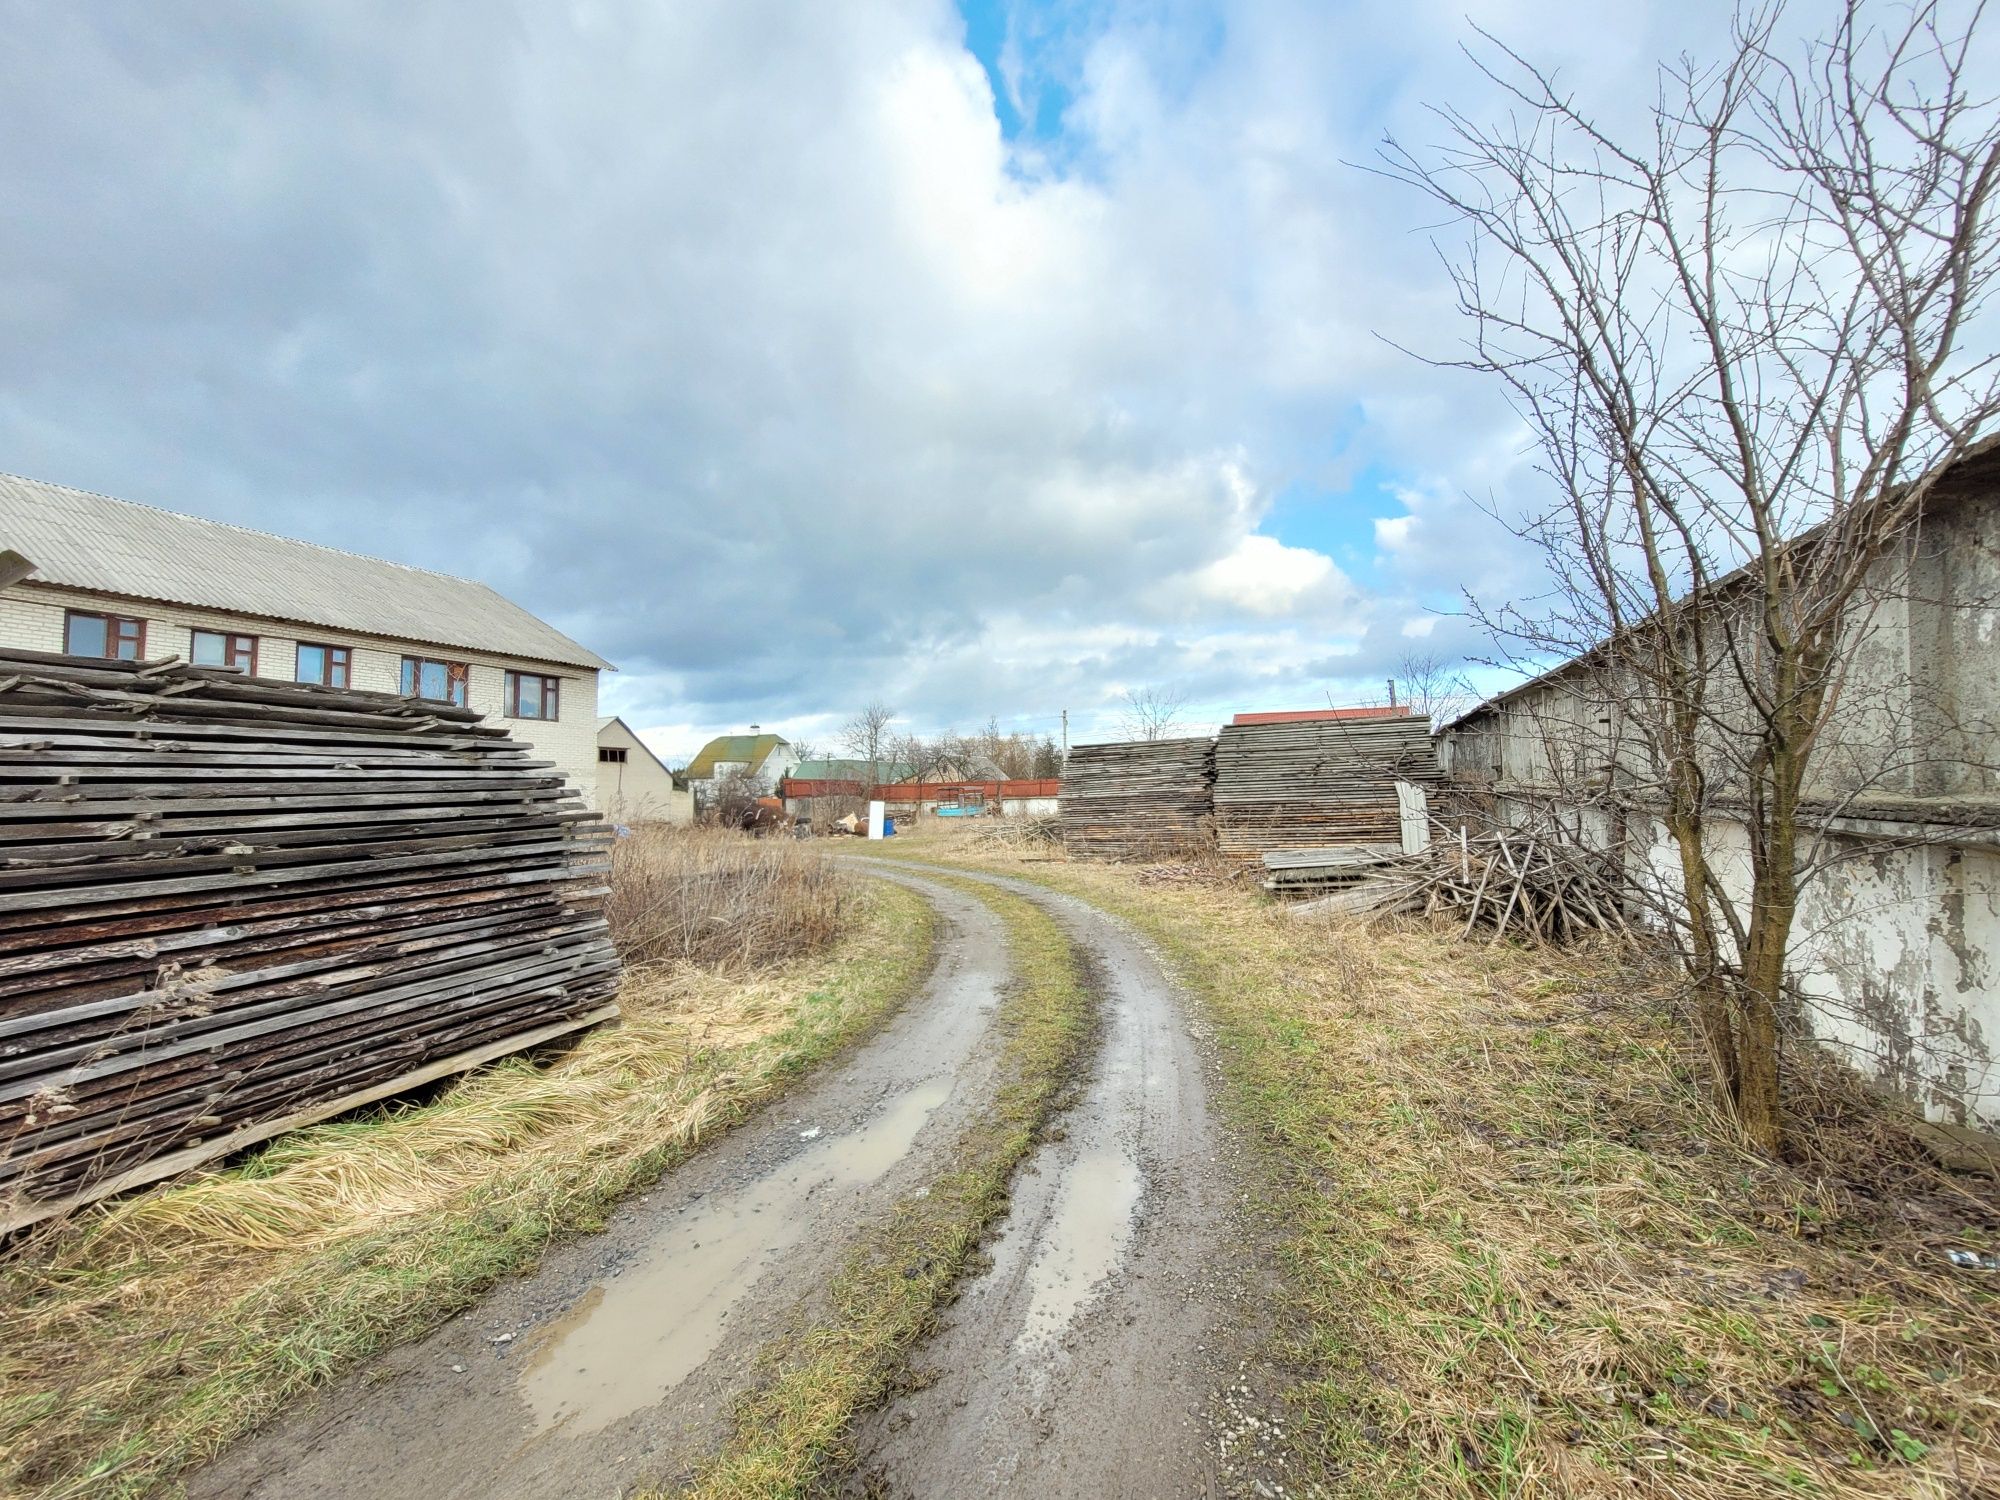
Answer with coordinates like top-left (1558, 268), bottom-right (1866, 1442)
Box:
top-left (843, 863), bottom-right (1281, 1498)
top-left (189, 864), bottom-right (1282, 1499)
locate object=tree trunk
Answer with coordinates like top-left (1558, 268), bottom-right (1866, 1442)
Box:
top-left (1736, 728), bottom-right (1806, 1155)
top-left (1670, 817), bottom-right (1740, 1100)
top-left (1737, 861), bottom-right (1794, 1154)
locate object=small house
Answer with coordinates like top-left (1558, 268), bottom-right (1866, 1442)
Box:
top-left (596, 716), bottom-right (693, 825)
top-left (684, 728), bottom-right (799, 809)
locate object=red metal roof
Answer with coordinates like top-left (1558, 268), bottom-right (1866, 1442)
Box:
top-left (1230, 706), bottom-right (1416, 725)
top-left (779, 777), bottom-right (1060, 801)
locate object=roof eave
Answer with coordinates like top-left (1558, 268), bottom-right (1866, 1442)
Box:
top-left (16, 577), bottom-right (614, 673)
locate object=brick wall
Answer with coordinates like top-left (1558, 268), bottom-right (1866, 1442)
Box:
top-left (1, 582), bottom-right (601, 800)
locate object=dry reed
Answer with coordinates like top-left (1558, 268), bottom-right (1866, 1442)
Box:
top-left (607, 826), bottom-right (850, 968)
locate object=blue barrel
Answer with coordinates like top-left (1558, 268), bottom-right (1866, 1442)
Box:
top-left (883, 816), bottom-right (896, 837)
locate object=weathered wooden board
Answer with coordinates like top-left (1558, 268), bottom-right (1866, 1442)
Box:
top-left (1058, 737), bottom-right (1216, 861)
top-left (0, 648), bottom-right (621, 1229)
top-left (1213, 716), bottom-right (1441, 862)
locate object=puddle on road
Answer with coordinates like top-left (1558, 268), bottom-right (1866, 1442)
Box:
top-left (517, 1078), bottom-right (952, 1437)
top-left (1013, 1143), bottom-right (1142, 1354)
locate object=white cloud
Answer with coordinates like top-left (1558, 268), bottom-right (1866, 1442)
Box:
top-left (0, 0), bottom-right (1761, 735)
top-left (1186, 535), bottom-right (1342, 617)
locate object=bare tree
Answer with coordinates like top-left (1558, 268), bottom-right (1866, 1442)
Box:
top-left (1119, 683), bottom-right (1190, 742)
top-left (702, 765), bottom-right (772, 827)
top-left (1384, 2), bottom-right (2000, 1150)
top-left (1383, 651), bottom-right (1479, 727)
top-left (839, 700), bottom-right (899, 792)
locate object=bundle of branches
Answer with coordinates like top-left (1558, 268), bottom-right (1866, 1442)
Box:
top-left (1405, 825), bottom-right (1633, 944)
top-left (962, 814), bottom-right (1062, 853)
top-left (1295, 810), bottom-right (1632, 946)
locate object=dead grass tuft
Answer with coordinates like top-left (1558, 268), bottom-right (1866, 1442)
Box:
top-left (608, 826), bottom-right (850, 969)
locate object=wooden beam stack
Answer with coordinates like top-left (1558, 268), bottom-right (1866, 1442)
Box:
top-left (1213, 715), bottom-right (1440, 862)
top-left (0, 647), bottom-right (619, 1231)
top-left (1058, 737), bottom-right (1216, 860)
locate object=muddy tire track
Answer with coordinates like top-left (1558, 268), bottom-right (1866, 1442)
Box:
top-left (187, 874), bottom-right (1016, 1500)
top-left (843, 860), bottom-right (1288, 1500)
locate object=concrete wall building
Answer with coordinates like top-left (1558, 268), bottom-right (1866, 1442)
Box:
top-left (0, 473), bottom-right (612, 798)
top-left (596, 716), bottom-right (692, 825)
top-left (1439, 450), bottom-right (2000, 1130)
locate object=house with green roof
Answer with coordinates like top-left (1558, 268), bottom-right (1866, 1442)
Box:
top-left (788, 757), bottom-right (919, 784)
top-left (684, 727), bottom-right (799, 807)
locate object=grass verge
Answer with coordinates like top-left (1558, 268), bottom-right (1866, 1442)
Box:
top-left (0, 876), bottom-right (936, 1500)
top-left (663, 873), bottom-right (1092, 1500)
top-left (861, 828), bottom-right (2000, 1499)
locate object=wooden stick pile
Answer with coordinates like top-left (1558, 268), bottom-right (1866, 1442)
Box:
top-left (1213, 716), bottom-right (1440, 862)
top-left (0, 647), bottom-right (619, 1231)
top-left (1058, 737), bottom-right (1216, 861)
top-left (1403, 825), bottom-right (1633, 943)
top-left (1292, 816), bottom-right (1632, 944)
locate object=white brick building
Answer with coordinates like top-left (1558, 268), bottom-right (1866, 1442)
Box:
top-left (0, 472), bottom-right (613, 798)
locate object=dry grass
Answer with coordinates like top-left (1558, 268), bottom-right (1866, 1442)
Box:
top-left (868, 829), bottom-right (2000, 1499)
top-left (0, 866), bottom-right (933, 1499)
top-left (608, 826), bottom-right (851, 968)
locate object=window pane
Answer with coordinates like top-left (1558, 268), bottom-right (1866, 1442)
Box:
top-left (546, 679), bottom-right (558, 719)
top-left (330, 650), bottom-right (349, 689)
top-left (448, 664), bottom-right (468, 707)
top-left (298, 644), bottom-right (325, 683)
top-left (66, 614), bottom-right (108, 657)
top-left (516, 674), bottom-right (542, 717)
top-left (112, 620), bottom-right (143, 659)
top-left (190, 630), bottom-right (226, 666)
top-left (419, 660), bottom-right (448, 700)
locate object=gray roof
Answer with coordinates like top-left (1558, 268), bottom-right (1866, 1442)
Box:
top-left (0, 471), bottom-right (613, 671)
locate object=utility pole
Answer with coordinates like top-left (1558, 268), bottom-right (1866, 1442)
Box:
top-left (1387, 678), bottom-right (1397, 707)
top-left (1060, 708), bottom-right (1068, 758)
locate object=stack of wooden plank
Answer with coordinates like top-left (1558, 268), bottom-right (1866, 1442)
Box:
top-left (0, 647), bottom-right (619, 1231)
top-left (1213, 714), bottom-right (1440, 863)
top-left (1260, 844), bottom-right (1402, 896)
top-left (1058, 737), bottom-right (1216, 860)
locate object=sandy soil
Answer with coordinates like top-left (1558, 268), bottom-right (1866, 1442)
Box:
top-left (186, 864), bottom-right (1289, 1500)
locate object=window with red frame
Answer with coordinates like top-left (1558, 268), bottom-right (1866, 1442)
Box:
top-left (190, 629), bottom-right (257, 673)
top-left (505, 670), bottom-right (561, 721)
top-left (64, 609), bottom-right (146, 660)
top-left (401, 655), bottom-right (470, 707)
top-left (296, 642), bottom-right (351, 689)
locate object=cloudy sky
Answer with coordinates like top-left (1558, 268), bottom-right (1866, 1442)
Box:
top-left (0, 0), bottom-right (1747, 760)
